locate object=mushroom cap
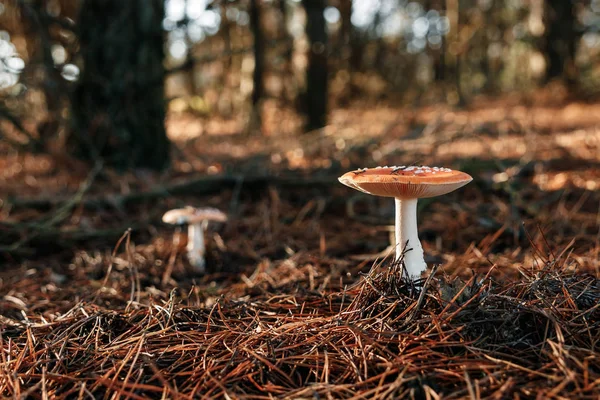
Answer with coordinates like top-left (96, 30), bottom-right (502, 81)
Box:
top-left (338, 165), bottom-right (472, 199)
top-left (162, 207), bottom-right (228, 225)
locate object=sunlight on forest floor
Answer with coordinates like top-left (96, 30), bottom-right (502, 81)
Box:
top-left (1, 93), bottom-right (599, 398)
top-left (1, 93), bottom-right (598, 275)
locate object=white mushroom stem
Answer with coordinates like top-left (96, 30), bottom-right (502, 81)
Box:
top-left (186, 220), bottom-right (208, 273)
top-left (395, 198), bottom-right (427, 279)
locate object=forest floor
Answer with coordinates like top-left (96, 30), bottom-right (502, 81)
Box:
top-left (1, 90), bottom-right (599, 398)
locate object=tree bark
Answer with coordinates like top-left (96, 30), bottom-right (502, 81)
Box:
top-left (278, 0), bottom-right (293, 103)
top-left (543, 0), bottom-right (578, 84)
top-left (446, 0), bottom-right (465, 105)
top-left (430, 0), bottom-right (446, 83)
top-left (70, 0), bottom-right (169, 171)
top-left (337, 0), bottom-right (352, 65)
top-left (249, 0), bottom-right (264, 132)
top-left (302, 0), bottom-right (328, 132)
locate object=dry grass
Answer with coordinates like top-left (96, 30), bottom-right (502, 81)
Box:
top-left (1, 94), bottom-right (599, 398)
top-left (1, 253), bottom-right (598, 398)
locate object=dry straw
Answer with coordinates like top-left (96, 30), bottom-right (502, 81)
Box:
top-left (1, 248), bottom-right (598, 399)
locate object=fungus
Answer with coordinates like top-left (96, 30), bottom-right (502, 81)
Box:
top-left (162, 207), bottom-right (227, 273)
top-left (339, 166), bottom-right (472, 279)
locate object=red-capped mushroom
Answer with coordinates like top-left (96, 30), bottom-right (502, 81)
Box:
top-left (339, 165), bottom-right (472, 279)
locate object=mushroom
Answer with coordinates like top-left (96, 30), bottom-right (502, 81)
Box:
top-left (162, 207), bottom-right (228, 273)
top-left (338, 165), bottom-right (472, 279)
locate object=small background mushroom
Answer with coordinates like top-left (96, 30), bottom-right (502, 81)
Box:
top-left (162, 207), bottom-right (228, 274)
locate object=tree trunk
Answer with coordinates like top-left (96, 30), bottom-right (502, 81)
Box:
top-left (335, 0), bottom-right (354, 106)
top-left (249, 0), bottom-right (264, 132)
top-left (336, 0), bottom-right (351, 65)
top-left (347, 3), bottom-right (365, 73)
top-left (71, 0), bottom-right (169, 171)
top-left (446, 0), bottom-right (465, 105)
top-left (302, 0), bottom-right (328, 132)
top-left (278, 0), bottom-right (294, 105)
top-left (279, 0), bottom-right (293, 68)
top-left (18, 0), bottom-right (66, 144)
top-left (543, 0), bottom-right (577, 84)
top-left (430, 0), bottom-right (445, 83)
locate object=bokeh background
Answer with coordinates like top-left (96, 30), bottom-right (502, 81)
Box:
top-left (2, 0), bottom-right (600, 161)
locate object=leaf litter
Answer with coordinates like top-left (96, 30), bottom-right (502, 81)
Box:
top-left (1, 95), bottom-right (599, 398)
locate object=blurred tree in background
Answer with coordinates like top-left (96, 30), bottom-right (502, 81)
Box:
top-left (302, 0), bottom-right (328, 131)
top-left (0, 0), bottom-right (598, 171)
top-left (70, 0), bottom-right (170, 170)
top-left (249, 0), bottom-right (264, 132)
top-left (543, 0), bottom-right (578, 84)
